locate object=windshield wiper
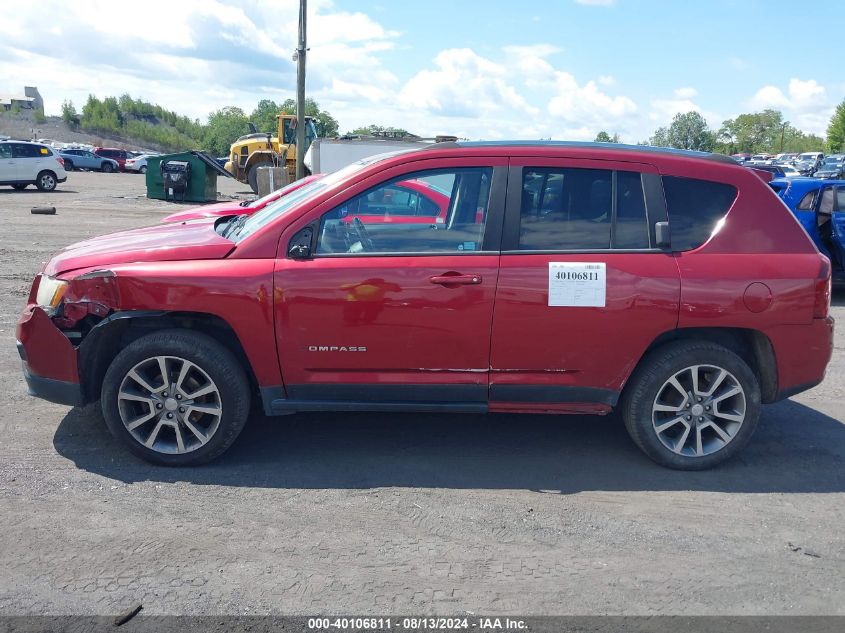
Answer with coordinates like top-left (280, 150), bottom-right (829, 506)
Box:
top-left (223, 214), bottom-right (249, 239)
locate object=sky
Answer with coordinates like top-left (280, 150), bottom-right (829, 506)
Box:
top-left (1, 0), bottom-right (843, 143)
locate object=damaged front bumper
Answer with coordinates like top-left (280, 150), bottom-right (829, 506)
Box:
top-left (16, 305), bottom-right (83, 407)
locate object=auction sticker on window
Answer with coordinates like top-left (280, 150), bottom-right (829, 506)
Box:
top-left (548, 262), bottom-right (606, 307)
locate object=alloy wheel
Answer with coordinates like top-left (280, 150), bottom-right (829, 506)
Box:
top-left (651, 364), bottom-right (746, 457)
top-left (117, 355), bottom-right (222, 455)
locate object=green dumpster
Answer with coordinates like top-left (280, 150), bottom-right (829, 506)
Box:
top-left (145, 151), bottom-right (232, 203)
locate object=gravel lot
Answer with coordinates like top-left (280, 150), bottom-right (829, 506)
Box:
top-left (0, 171), bottom-right (843, 616)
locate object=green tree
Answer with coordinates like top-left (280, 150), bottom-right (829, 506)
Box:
top-left (666, 111), bottom-right (714, 151)
top-left (594, 131), bottom-right (620, 143)
top-left (828, 99), bottom-right (845, 152)
top-left (203, 106), bottom-right (250, 156)
top-left (717, 109), bottom-right (784, 154)
top-left (61, 100), bottom-right (79, 128)
top-left (648, 126), bottom-right (669, 147)
top-left (349, 124), bottom-right (415, 138)
top-left (250, 99), bottom-right (282, 134)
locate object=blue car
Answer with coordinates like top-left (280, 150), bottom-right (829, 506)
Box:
top-left (770, 177), bottom-right (845, 285)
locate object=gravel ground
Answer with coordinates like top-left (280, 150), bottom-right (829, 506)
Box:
top-left (0, 171), bottom-right (843, 616)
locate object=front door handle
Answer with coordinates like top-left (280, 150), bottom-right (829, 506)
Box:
top-left (429, 273), bottom-right (482, 286)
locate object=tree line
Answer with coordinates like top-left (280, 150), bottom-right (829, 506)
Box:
top-left (595, 98), bottom-right (845, 154)
top-left (60, 94), bottom-right (342, 156)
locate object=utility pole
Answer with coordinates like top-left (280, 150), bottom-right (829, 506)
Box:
top-left (295, 0), bottom-right (307, 180)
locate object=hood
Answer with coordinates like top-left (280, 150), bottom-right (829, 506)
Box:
top-left (161, 200), bottom-right (247, 224)
top-left (45, 218), bottom-right (235, 276)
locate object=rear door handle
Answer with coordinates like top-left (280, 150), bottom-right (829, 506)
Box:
top-left (429, 273), bottom-right (482, 285)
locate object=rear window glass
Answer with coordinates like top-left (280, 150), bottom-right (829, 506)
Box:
top-left (662, 176), bottom-right (738, 251)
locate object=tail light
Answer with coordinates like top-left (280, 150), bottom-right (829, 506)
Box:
top-left (56, 157), bottom-right (65, 168)
top-left (814, 256), bottom-right (832, 318)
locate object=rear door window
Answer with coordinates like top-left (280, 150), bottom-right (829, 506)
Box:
top-left (11, 144), bottom-right (43, 158)
top-left (517, 168), bottom-right (650, 250)
top-left (0, 144), bottom-right (10, 159)
top-left (662, 176), bottom-right (738, 251)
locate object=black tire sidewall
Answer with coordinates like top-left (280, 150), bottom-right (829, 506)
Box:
top-left (102, 162), bottom-right (114, 173)
top-left (64, 161), bottom-right (73, 172)
top-left (247, 161), bottom-right (271, 193)
top-left (101, 329), bottom-right (251, 466)
top-left (139, 165), bottom-right (147, 174)
top-left (622, 341), bottom-right (762, 470)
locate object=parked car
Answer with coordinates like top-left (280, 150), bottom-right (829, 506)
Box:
top-left (17, 142), bottom-right (834, 470)
top-left (794, 160), bottom-right (818, 176)
top-left (774, 164), bottom-right (801, 177)
top-left (731, 153), bottom-right (751, 163)
top-left (813, 157), bottom-right (845, 180)
top-left (162, 174), bottom-right (324, 223)
top-left (746, 164), bottom-right (785, 178)
top-left (769, 176), bottom-right (845, 285)
top-left (125, 154), bottom-right (152, 174)
top-left (59, 149), bottom-right (118, 173)
top-left (93, 147), bottom-right (131, 170)
top-left (0, 140), bottom-right (68, 191)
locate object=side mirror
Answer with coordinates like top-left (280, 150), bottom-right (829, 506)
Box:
top-left (655, 221), bottom-right (671, 249)
top-left (288, 226), bottom-right (313, 259)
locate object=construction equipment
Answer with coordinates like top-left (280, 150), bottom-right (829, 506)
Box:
top-left (224, 113), bottom-right (318, 192)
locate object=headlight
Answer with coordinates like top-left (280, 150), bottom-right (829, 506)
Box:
top-left (35, 275), bottom-right (68, 315)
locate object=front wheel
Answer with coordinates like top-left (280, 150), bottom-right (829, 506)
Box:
top-left (139, 165), bottom-right (147, 174)
top-left (64, 160), bottom-right (74, 172)
top-left (101, 330), bottom-right (251, 466)
top-left (101, 162), bottom-right (114, 173)
top-left (621, 341), bottom-right (761, 470)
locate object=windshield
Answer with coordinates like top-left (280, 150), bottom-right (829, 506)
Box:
top-left (231, 163), bottom-right (366, 241)
top-left (230, 150), bottom-right (417, 241)
top-left (244, 177), bottom-right (318, 208)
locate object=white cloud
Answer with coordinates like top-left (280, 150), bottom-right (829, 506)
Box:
top-left (598, 75), bottom-right (616, 86)
top-left (748, 78), bottom-right (833, 135)
top-left (674, 87), bottom-right (698, 99)
top-left (399, 48), bottom-right (538, 119)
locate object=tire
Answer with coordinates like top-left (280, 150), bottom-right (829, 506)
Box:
top-left (12, 184), bottom-right (27, 191)
top-left (35, 171), bottom-right (57, 192)
top-left (247, 160), bottom-right (272, 194)
top-left (139, 165), bottom-right (147, 174)
top-left (64, 160), bottom-right (74, 172)
top-left (621, 340), bottom-right (761, 470)
top-left (101, 162), bottom-right (114, 173)
top-left (101, 329), bottom-right (251, 466)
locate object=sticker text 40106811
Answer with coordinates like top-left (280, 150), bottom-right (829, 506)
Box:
top-left (548, 262), bottom-right (606, 307)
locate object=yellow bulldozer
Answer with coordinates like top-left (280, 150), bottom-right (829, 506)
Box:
top-left (224, 113), bottom-right (318, 192)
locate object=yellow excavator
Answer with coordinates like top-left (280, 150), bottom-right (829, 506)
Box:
top-left (224, 113), bottom-right (318, 192)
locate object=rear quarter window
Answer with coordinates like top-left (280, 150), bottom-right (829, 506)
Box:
top-left (663, 176), bottom-right (738, 251)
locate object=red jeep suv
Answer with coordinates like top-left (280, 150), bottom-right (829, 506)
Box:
top-left (17, 142), bottom-right (834, 469)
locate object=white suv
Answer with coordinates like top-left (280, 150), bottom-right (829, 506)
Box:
top-left (0, 141), bottom-right (68, 192)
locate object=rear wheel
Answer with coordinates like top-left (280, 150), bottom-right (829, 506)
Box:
top-left (101, 330), bottom-right (251, 466)
top-left (35, 171), bottom-right (57, 192)
top-left (64, 160), bottom-right (74, 172)
top-left (247, 160), bottom-right (272, 194)
top-left (621, 341), bottom-right (761, 470)
top-left (101, 162), bottom-right (114, 173)
top-left (139, 165), bottom-right (147, 174)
